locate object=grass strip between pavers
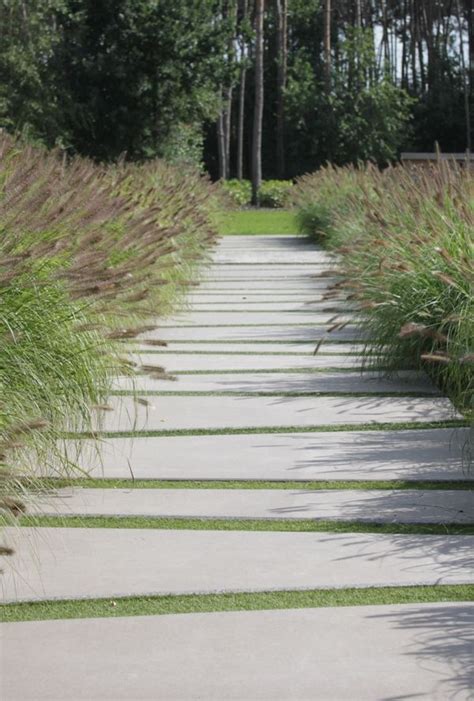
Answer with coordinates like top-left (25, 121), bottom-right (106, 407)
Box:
top-left (72, 420), bottom-right (467, 439)
top-left (32, 479), bottom-right (474, 491)
top-left (131, 350), bottom-right (375, 356)
top-left (1, 585), bottom-right (472, 623)
top-left (145, 367), bottom-right (384, 374)
top-left (13, 515), bottom-right (474, 535)
top-left (110, 391), bottom-right (441, 399)
top-left (155, 322), bottom-right (356, 328)
top-left (130, 336), bottom-right (366, 342)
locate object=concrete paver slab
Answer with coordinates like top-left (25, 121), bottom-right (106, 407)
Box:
top-left (185, 301), bottom-right (350, 311)
top-left (159, 312), bottom-right (355, 326)
top-left (142, 325), bottom-right (364, 341)
top-left (61, 428), bottom-right (472, 481)
top-left (2, 528), bottom-right (473, 602)
top-left (135, 342), bottom-right (369, 354)
top-left (187, 292), bottom-right (337, 301)
top-left (34, 487), bottom-right (474, 523)
top-left (113, 370), bottom-right (438, 395)
top-left (202, 269), bottom-right (337, 280)
top-left (213, 252), bottom-right (336, 264)
top-left (2, 604), bottom-right (472, 700)
top-left (197, 280), bottom-right (336, 290)
top-left (94, 395), bottom-right (457, 433)
top-left (130, 353), bottom-right (373, 371)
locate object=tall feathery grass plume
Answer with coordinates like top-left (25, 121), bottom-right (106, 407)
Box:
top-left (0, 133), bottom-right (219, 553)
top-left (292, 159), bottom-right (473, 414)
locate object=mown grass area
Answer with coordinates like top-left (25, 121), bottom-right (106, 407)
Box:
top-left (0, 133), bottom-right (219, 535)
top-left (2, 585), bottom-right (472, 623)
top-left (216, 208), bottom-right (298, 235)
top-left (292, 163), bottom-right (473, 412)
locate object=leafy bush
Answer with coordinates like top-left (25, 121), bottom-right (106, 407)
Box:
top-left (222, 179), bottom-right (293, 208)
top-left (260, 180), bottom-right (293, 208)
top-left (292, 162), bottom-right (473, 411)
top-left (0, 133), bottom-right (218, 532)
top-left (222, 179), bottom-right (252, 207)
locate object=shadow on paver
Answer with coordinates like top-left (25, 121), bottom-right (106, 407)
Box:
top-left (365, 604), bottom-right (474, 701)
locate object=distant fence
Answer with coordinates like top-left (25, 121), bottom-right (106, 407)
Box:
top-left (401, 152), bottom-right (473, 169)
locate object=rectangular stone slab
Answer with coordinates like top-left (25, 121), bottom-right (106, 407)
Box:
top-left (94, 395), bottom-right (457, 433)
top-left (113, 370), bottom-right (438, 395)
top-left (129, 353), bottom-right (373, 372)
top-left (219, 235), bottom-right (316, 246)
top-left (135, 342), bottom-right (369, 354)
top-left (187, 292), bottom-right (335, 300)
top-left (186, 301), bottom-right (350, 311)
top-left (159, 311), bottom-right (355, 326)
top-left (213, 253), bottom-right (336, 264)
top-left (202, 268), bottom-right (338, 279)
top-left (2, 604), bottom-right (471, 700)
top-left (197, 280), bottom-right (336, 290)
top-left (2, 528), bottom-right (473, 602)
top-left (33, 488), bottom-right (474, 524)
top-left (61, 428), bottom-right (472, 481)
top-left (141, 325), bottom-right (363, 341)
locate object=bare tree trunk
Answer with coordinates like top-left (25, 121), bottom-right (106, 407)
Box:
top-left (410, 0), bottom-right (418, 91)
top-left (237, 0), bottom-right (249, 180)
top-left (237, 64), bottom-right (247, 179)
top-left (354, 0), bottom-right (362, 29)
top-left (217, 90), bottom-right (227, 179)
top-left (275, 0), bottom-right (288, 178)
top-left (223, 87), bottom-right (233, 178)
top-left (381, 0), bottom-right (390, 73)
top-left (323, 0), bottom-right (332, 93)
top-left (455, 0), bottom-right (472, 151)
top-left (251, 0), bottom-right (264, 205)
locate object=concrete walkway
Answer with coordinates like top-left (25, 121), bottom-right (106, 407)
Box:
top-left (1, 235), bottom-right (472, 700)
top-left (3, 604), bottom-right (473, 700)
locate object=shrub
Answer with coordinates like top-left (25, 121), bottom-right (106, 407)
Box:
top-left (222, 179), bottom-right (293, 208)
top-left (260, 180), bottom-right (293, 208)
top-left (292, 162), bottom-right (473, 411)
top-left (221, 179), bottom-right (252, 207)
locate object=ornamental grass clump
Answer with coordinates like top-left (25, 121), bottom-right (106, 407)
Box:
top-left (0, 134), bottom-right (218, 540)
top-left (293, 161), bottom-right (473, 411)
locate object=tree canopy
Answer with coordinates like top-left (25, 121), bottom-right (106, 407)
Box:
top-left (0, 0), bottom-right (471, 177)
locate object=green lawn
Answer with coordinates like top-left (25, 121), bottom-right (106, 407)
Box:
top-left (216, 208), bottom-right (298, 235)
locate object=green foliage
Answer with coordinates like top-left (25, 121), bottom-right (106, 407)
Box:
top-left (260, 180), bottom-right (294, 208)
top-left (286, 29), bottom-right (414, 169)
top-left (293, 163), bottom-right (474, 410)
top-left (160, 123), bottom-right (205, 169)
top-left (222, 179), bottom-right (252, 207)
top-left (222, 179), bottom-right (293, 208)
top-left (0, 133), bottom-right (218, 520)
top-left (0, 0), bottom-right (229, 160)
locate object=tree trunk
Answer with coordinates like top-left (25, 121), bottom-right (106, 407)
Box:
top-left (237, 65), bottom-right (247, 179)
top-left (223, 86), bottom-right (233, 178)
top-left (251, 0), bottom-right (264, 205)
top-left (455, 0), bottom-right (472, 151)
top-left (354, 0), bottom-right (362, 29)
top-left (410, 0), bottom-right (417, 91)
top-left (323, 0), bottom-right (331, 93)
top-left (217, 91), bottom-right (227, 179)
top-left (237, 0), bottom-right (249, 180)
top-left (275, 0), bottom-right (288, 178)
